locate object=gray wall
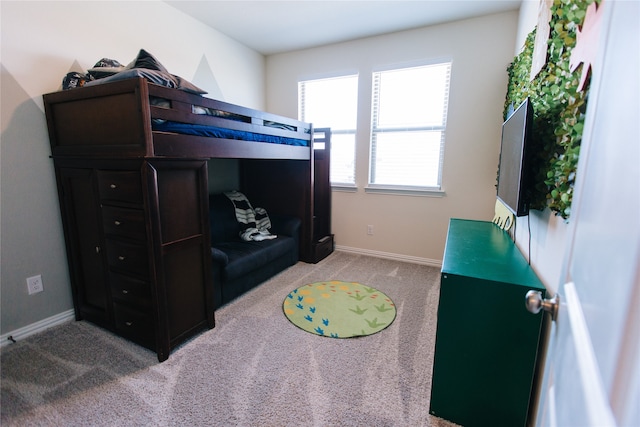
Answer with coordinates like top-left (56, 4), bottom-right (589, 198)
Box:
top-left (0, 1), bottom-right (265, 336)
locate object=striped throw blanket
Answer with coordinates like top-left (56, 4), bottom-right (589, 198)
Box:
top-left (224, 190), bottom-right (277, 241)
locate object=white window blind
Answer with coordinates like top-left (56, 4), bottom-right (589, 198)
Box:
top-left (299, 75), bottom-right (358, 185)
top-left (370, 62), bottom-right (451, 190)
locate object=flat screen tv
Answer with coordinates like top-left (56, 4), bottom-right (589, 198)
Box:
top-left (496, 98), bottom-right (534, 217)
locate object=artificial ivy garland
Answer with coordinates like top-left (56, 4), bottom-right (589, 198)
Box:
top-left (504, 0), bottom-right (597, 219)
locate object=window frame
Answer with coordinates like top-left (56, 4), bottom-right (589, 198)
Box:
top-left (366, 60), bottom-right (452, 196)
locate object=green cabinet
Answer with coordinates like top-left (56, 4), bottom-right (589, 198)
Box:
top-left (429, 219), bottom-right (546, 427)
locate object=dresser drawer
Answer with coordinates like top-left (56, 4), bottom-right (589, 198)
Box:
top-left (105, 239), bottom-right (149, 277)
top-left (97, 170), bottom-right (142, 204)
top-left (113, 303), bottom-right (154, 348)
top-left (312, 234), bottom-right (334, 263)
top-left (102, 205), bottom-right (146, 241)
top-left (109, 272), bottom-right (151, 307)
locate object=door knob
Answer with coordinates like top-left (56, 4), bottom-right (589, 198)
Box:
top-left (525, 290), bottom-right (559, 320)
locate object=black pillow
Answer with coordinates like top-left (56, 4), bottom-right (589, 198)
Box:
top-left (172, 74), bottom-right (208, 95)
top-left (127, 49), bottom-right (207, 94)
top-left (126, 49), bottom-right (169, 73)
top-left (87, 57), bottom-right (126, 79)
top-left (85, 69), bottom-right (177, 89)
top-left (83, 49), bottom-right (207, 95)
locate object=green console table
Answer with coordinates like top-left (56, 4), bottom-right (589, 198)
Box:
top-left (429, 218), bottom-right (546, 427)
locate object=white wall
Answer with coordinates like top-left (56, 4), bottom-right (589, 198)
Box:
top-left (0, 1), bottom-right (265, 335)
top-left (266, 11), bottom-right (519, 264)
top-left (512, 1), bottom-right (570, 291)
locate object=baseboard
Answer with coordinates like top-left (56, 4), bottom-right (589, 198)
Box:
top-left (335, 245), bottom-right (442, 268)
top-left (1, 309), bottom-right (75, 348)
top-left (0, 248), bottom-right (440, 348)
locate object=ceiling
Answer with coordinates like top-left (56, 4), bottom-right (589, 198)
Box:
top-left (165, 1), bottom-right (522, 55)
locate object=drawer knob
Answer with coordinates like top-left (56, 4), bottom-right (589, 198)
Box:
top-left (118, 255), bottom-right (126, 261)
top-left (110, 184), bottom-right (117, 189)
top-left (125, 321), bottom-right (133, 327)
top-left (122, 289), bottom-right (129, 294)
top-left (114, 220), bottom-right (122, 226)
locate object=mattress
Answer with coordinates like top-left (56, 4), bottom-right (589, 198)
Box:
top-left (152, 121), bottom-right (309, 147)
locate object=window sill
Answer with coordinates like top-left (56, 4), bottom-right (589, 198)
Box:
top-left (364, 185), bottom-right (446, 197)
top-left (331, 184), bottom-right (358, 193)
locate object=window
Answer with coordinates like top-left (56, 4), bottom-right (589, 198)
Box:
top-left (369, 62), bottom-right (451, 191)
top-left (298, 75), bottom-right (358, 185)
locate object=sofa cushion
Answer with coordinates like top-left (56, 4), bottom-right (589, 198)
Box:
top-left (209, 193), bottom-right (241, 243)
top-left (214, 236), bottom-right (296, 281)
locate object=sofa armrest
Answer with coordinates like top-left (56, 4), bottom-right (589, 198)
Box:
top-left (211, 247), bottom-right (229, 265)
top-left (270, 215), bottom-right (301, 238)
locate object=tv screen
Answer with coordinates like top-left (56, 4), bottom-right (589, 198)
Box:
top-left (497, 98), bottom-right (533, 217)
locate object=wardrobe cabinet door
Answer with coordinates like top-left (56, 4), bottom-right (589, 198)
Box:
top-left (145, 159), bottom-right (214, 358)
top-left (57, 168), bottom-right (110, 326)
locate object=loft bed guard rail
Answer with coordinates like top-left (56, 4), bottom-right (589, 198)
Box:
top-left (43, 77), bottom-right (313, 160)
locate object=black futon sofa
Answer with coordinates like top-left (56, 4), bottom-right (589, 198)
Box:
top-left (208, 193), bottom-right (300, 308)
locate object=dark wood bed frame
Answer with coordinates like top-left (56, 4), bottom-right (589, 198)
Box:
top-left (43, 77), bottom-right (333, 361)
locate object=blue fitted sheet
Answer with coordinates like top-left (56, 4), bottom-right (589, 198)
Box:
top-left (152, 121), bottom-right (309, 147)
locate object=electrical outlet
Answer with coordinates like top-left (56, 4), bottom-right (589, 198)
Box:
top-left (367, 225), bottom-right (374, 235)
top-left (26, 275), bottom-right (44, 295)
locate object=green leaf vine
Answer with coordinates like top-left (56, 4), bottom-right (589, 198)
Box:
top-left (504, 0), bottom-right (597, 219)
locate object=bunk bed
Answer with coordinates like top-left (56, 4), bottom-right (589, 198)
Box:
top-left (45, 77), bottom-right (312, 159)
top-left (43, 77), bottom-right (333, 361)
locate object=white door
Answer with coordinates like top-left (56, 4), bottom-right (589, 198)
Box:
top-left (534, 1), bottom-right (640, 426)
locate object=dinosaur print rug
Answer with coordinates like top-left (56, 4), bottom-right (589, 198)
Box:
top-left (283, 281), bottom-right (396, 338)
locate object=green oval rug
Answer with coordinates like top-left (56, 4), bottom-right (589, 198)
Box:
top-left (283, 281), bottom-right (396, 338)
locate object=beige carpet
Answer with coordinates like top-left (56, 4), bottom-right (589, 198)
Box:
top-left (1, 251), bottom-right (460, 426)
